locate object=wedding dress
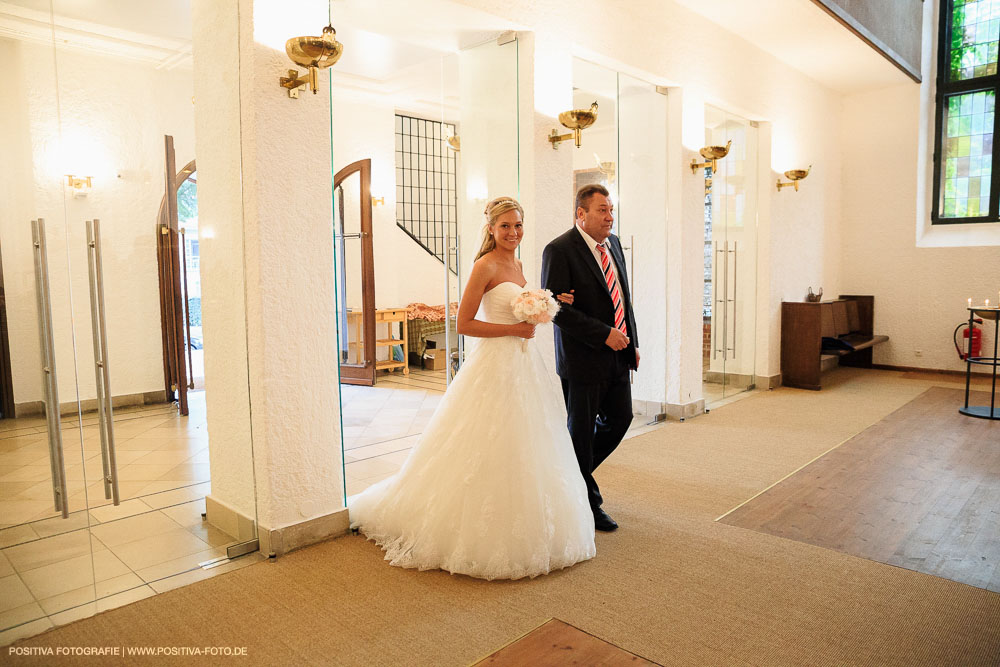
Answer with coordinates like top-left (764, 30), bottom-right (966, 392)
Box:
top-left (348, 281), bottom-right (596, 580)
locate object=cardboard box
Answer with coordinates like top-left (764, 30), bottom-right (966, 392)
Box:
top-left (422, 349), bottom-right (448, 371)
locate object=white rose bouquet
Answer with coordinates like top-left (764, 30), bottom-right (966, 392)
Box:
top-left (510, 288), bottom-right (560, 351)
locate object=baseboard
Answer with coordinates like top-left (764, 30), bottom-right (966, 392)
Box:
top-left (14, 390), bottom-right (170, 418)
top-left (259, 508), bottom-right (351, 558)
top-left (631, 398), bottom-right (665, 419)
top-left (871, 364), bottom-right (991, 377)
top-left (664, 398), bottom-right (705, 420)
top-left (205, 495), bottom-right (257, 543)
top-left (759, 373), bottom-right (782, 390)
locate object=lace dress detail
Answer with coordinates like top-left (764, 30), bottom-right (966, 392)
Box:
top-left (347, 282), bottom-right (596, 580)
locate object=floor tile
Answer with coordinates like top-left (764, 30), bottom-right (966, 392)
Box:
top-left (0, 525), bottom-right (38, 549)
top-left (3, 529), bottom-right (103, 573)
top-left (88, 498), bottom-right (154, 524)
top-left (89, 511), bottom-right (183, 548)
top-left (133, 546), bottom-right (226, 583)
top-left (0, 602), bottom-right (44, 631)
top-left (0, 575), bottom-right (34, 613)
top-left (108, 528), bottom-right (212, 572)
top-left (148, 553), bottom-right (263, 594)
top-left (0, 617), bottom-right (53, 645)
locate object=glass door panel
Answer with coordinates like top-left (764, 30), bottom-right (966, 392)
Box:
top-left (454, 36), bottom-right (519, 374)
top-left (0, 3), bottom-right (95, 636)
top-left (703, 106), bottom-right (758, 403)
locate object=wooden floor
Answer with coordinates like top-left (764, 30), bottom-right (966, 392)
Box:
top-left (474, 619), bottom-right (658, 666)
top-left (720, 386), bottom-right (1000, 592)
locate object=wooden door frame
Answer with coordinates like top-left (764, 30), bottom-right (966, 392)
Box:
top-left (0, 243), bottom-right (14, 419)
top-left (155, 136), bottom-right (190, 415)
top-left (334, 159), bottom-right (376, 386)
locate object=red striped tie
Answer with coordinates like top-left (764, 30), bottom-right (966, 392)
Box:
top-left (596, 244), bottom-right (627, 336)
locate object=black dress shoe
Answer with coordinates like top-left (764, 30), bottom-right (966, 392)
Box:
top-left (593, 508), bottom-right (618, 532)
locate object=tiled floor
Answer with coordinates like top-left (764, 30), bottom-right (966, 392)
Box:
top-left (0, 392), bottom-right (261, 645)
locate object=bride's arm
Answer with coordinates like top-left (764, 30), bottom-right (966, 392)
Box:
top-left (456, 260), bottom-right (534, 339)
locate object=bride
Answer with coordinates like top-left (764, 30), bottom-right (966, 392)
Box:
top-left (348, 196), bottom-right (596, 580)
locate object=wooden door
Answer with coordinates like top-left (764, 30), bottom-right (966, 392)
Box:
top-left (333, 159), bottom-right (376, 386)
top-left (155, 136), bottom-right (189, 415)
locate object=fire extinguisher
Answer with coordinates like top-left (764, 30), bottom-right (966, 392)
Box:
top-left (954, 318), bottom-right (983, 360)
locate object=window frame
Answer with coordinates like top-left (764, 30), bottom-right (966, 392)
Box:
top-left (932, 0), bottom-right (1000, 224)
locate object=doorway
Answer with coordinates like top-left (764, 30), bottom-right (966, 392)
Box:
top-left (702, 106), bottom-right (759, 407)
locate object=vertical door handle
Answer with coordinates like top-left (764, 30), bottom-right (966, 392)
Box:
top-left (180, 228), bottom-right (194, 389)
top-left (32, 219), bottom-right (69, 518)
top-left (86, 220), bottom-right (120, 505)
top-left (728, 241), bottom-right (737, 360)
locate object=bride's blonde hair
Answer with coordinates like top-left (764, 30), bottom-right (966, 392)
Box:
top-left (474, 196), bottom-right (524, 261)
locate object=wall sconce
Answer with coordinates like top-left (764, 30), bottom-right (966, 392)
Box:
top-left (776, 165), bottom-right (812, 192)
top-left (446, 135), bottom-right (461, 152)
top-left (549, 102), bottom-right (598, 149)
top-left (690, 140), bottom-right (732, 173)
top-left (66, 175), bottom-right (92, 198)
top-left (279, 25), bottom-right (343, 99)
top-left (594, 154), bottom-right (616, 184)
top-left (371, 196), bottom-right (385, 207)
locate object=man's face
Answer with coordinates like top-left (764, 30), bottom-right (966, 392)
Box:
top-left (576, 193), bottom-right (614, 242)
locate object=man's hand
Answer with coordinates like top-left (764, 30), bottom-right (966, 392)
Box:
top-left (605, 328), bottom-right (629, 351)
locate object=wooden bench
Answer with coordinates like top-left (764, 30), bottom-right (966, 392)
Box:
top-left (780, 294), bottom-right (889, 390)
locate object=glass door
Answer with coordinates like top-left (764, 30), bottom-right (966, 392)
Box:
top-left (703, 106), bottom-right (759, 404)
top-left (0, 4), bottom-right (96, 636)
top-left (453, 34), bottom-right (520, 375)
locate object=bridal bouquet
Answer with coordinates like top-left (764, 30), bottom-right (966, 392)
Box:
top-left (511, 288), bottom-right (560, 351)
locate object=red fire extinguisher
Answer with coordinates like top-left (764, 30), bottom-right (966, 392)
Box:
top-left (954, 318), bottom-right (983, 360)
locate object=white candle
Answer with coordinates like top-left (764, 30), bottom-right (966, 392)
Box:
top-left (968, 297), bottom-right (973, 308)
top-left (987, 299), bottom-right (991, 308)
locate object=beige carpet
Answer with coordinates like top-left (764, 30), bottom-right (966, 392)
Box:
top-left (7, 368), bottom-right (1000, 666)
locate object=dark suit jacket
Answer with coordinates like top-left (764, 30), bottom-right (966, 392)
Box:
top-left (541, 227), bottom-right (638, 382)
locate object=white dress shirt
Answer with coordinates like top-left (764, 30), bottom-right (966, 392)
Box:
top-left (574, 224), bottom-right (635, 349)
top-left (575, 223), bottom-right (622, 287)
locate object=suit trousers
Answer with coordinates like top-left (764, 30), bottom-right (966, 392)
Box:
top-left (561, 362), bottom-right (633, 512)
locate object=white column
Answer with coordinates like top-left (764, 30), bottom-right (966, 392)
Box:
top-left (664, 88), bottom-right (706, 418)
top-left (193, 0), bottom-right (345, 555)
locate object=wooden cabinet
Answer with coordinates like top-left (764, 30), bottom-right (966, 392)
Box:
top-left (780, 295), bottom-right (888, 390)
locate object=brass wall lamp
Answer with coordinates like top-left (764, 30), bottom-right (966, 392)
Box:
top-left (776, 165), bottom-right (811, 192)
top-left (690, 140), bottom-right (732, 173)
top-left (549, 102), bottom-right (598, 149)
top-left (279, 25), bottom-right (344, 99)
top-left (447, 135), bottom-right (461, 152)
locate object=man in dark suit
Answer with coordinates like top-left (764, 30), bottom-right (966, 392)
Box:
top-left (541, 184), bottom-right (638, 532)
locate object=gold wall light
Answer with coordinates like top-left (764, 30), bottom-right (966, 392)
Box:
top-left (66, 175), bottom-right (92, 198)
top-left (446, 135), bottom-right (461, 152)
top-left (690, 140), bottom-right (732, 173)
top-left (549, 102), bottom-right (598, 149)
top-left (594, 154), bottom-right (616, 184)
top-left (279, 25), bottom-right (344, 99)
top-left (371, 196), bottom-right (385, 206)
top-left (776, 165), bottom-right (811, 192)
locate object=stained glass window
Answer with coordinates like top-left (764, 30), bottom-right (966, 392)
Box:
top-left (935, 0), bottom-right (1000, 223)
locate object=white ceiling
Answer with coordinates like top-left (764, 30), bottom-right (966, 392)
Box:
top-left (673, 0), bottom-right (913, 94)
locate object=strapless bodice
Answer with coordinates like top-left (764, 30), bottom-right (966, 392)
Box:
top-left (480, 281), bottom-right (527, 326)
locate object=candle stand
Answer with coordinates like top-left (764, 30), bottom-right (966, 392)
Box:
top-left (961, 307), bottom-right (1000, 420)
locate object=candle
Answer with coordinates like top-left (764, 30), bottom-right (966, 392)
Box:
top-left (968, 297), bottom-right (973, 308)
top-left (987, 299), bottom-right (991, 308)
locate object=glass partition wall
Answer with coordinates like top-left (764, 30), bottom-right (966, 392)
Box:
top-left (0, 1), bottom-right (258, 642)
top-left (702, 106), bottom-right (759, 405)
top-left (328, 22), bottom-right (519, 500)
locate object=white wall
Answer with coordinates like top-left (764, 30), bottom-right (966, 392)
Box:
top-left (457, 0), bottom-right (846, 398)
top-left (330, 97), bottom-right (458, 312)
top-left (0, 37), bottom-right (193, 411)
top-left (841, 83), bottom-right (999, 372)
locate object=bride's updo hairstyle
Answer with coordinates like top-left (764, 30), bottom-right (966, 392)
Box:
top-left (474, 196), bottom-right (524, 261)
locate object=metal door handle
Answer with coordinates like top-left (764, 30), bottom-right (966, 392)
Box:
top-left (32, 219), bottom-right (69, 517)
top-left (86, 220), bottom-right (120, 505)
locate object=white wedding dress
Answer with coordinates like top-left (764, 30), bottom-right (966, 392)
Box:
top-left (348, 281), bottom-right (596, 580)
